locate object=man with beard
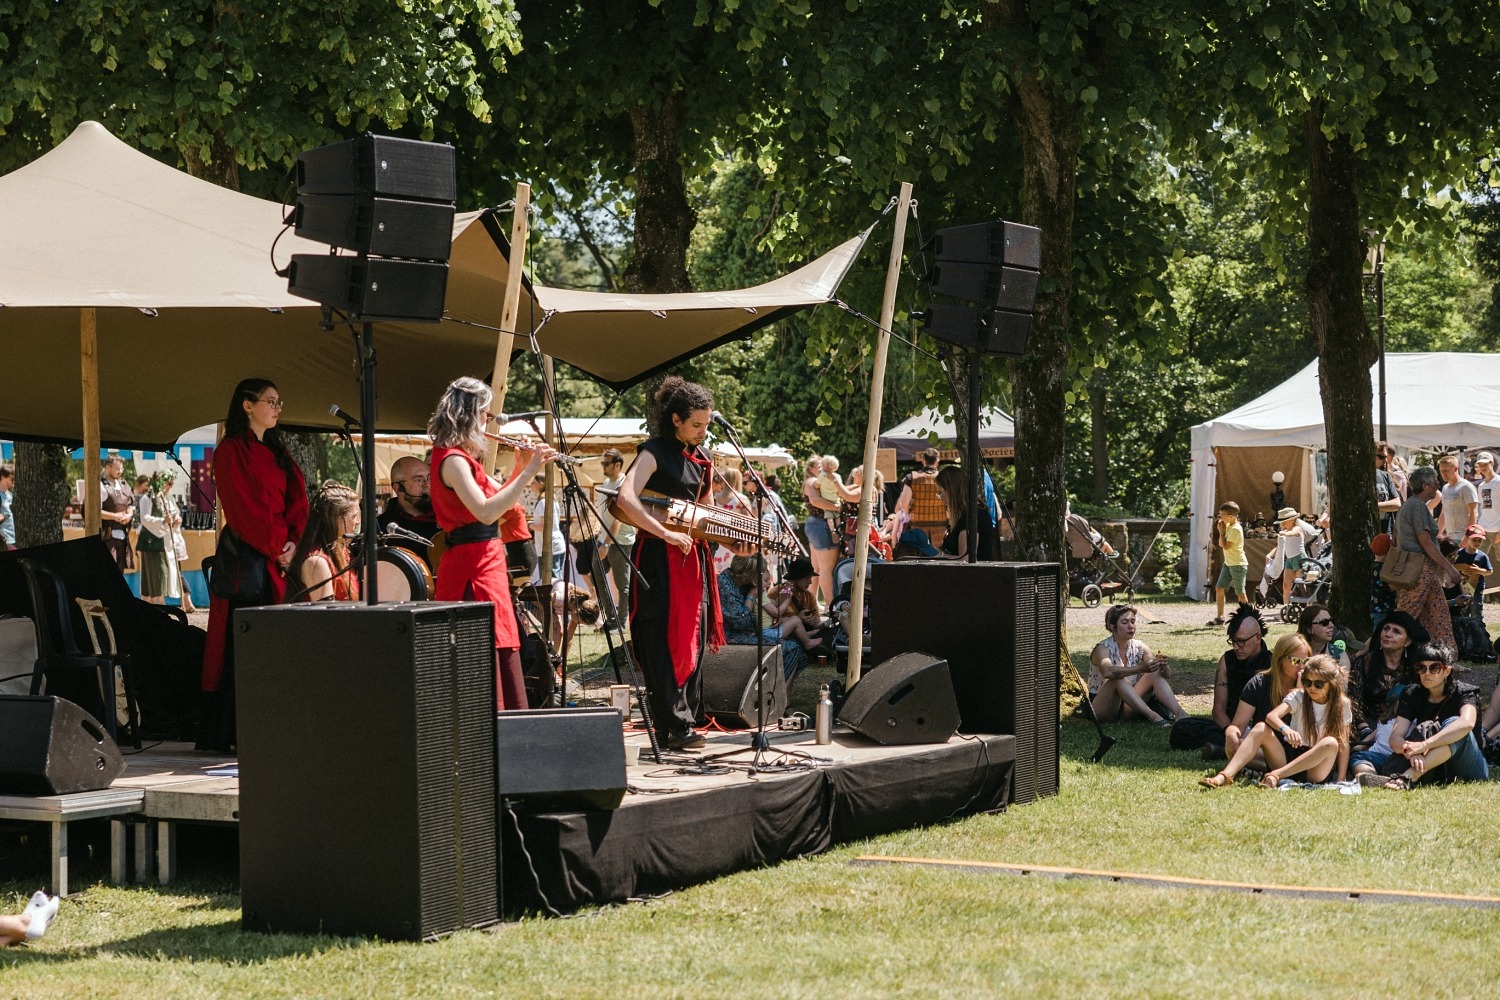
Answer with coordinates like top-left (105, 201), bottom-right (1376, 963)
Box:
top-left (379, 454), bottom-right (441, 569)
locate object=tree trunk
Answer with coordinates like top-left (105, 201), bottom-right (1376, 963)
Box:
top-left (282, 433), bottom-right (327, 494)
top-left (1305, 103), bottom-right (1378, 638)
top-left (14, 442), bottom-right (72, 548)
top-left (622, 91), bottom-right (695, 295)
top-left (1090, 364), bottom-right (1108, 505)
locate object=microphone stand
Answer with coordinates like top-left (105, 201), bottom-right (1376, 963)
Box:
top-left (703, 414), bottom-right (814, 773)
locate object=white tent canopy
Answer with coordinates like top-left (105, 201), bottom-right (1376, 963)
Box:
top-left (1186, 352), bottom-right (1500, 599)
top-left (878, 407), bottom-right (1015, 462)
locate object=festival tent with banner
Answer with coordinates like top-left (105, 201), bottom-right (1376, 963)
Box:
top-left (1185, 352), bottom-right (1500, 601)
top-left (878, 407), bottom-right (1016, 462)
top-left (0, 121), bottom-right (870, 451)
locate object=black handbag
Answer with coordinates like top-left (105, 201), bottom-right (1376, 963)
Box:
top-left (209, 526), bottom-right (270, 603)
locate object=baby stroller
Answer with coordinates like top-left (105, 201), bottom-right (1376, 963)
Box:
top-left (1256, 531), bottom-right (1331, 623)
top-left (829, 553), bottom-right (884, 669)
top-left (1065, 512), bottom-right (1130, 608)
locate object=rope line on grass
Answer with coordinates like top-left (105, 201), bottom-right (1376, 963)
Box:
top-left (851, 856), bottom-right (1500, 910)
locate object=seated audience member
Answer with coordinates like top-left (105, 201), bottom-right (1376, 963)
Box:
top-left (1348, 610), bottom-right (1424, 731)
top-left (1297, 603), bottom-right (1351, 675)
top-left (1481, 639), bottom-right (1500, 748)
top-left (1088, 604), bottom-right (1184, 726)
top-left (1200, 653), bottom-right (1351, 788)
top-left (0, 891), bottom-right (59, 947)
top-left (1381, 641), bottom-right (1489, 789)
top-left (1220, 632), bottom-right (1309, 765)
top-left (717, 555), bottom-right (810, 676)
top-left (1350, 683), bottom-right (1410, 786)
top-left (1208, 604), bottom-right (1272, 756)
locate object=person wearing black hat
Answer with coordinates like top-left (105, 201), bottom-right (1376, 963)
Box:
top-left (1348, 609), bottom-right (1426, 732)
top-left (773, 556), bottom-right (826, 643)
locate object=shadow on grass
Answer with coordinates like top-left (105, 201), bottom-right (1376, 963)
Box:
top-left (2, 916), bottom-right (379, 967)
top-left (1058, 718), bottom-right (1218, 774)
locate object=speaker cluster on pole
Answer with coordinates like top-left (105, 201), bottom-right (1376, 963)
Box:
top-left (286, 134), bottom-right (457, 323)
top-left (921, 220), bottom-right (1041, 356)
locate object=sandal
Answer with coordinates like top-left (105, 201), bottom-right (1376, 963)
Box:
top-left (1198, 771), bottom-right (1232, 789)
top-left (1206, 617), bottom-right (1225, 627)
top-left (1259, 773), bottom-right (1281, 789)
top-left (1382, 774), bottom-right (1414, 791)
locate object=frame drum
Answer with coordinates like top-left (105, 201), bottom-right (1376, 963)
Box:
top-left (375, 547), bottom-right (433, 601)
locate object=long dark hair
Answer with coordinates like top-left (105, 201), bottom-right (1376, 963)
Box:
top-left (225, 377), bottom-right (296, 478)
top-left (935, 465), bottom-right (968, 527)
top-left (652, 375), bottom-right (712, 440)
top-left (289, 481), bottom-right (359, 600)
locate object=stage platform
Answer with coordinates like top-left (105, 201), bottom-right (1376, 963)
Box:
top-left (5, 728), bottom-right (1016, 910)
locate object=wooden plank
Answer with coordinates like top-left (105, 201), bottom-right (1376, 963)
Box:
top-left (81, 307), bottom-right (101, 537)
top-left (484, 182), bottom-right (532, 472)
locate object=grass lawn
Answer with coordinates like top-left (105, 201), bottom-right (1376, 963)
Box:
top-left (5, 598), bottom-right (1500, 998)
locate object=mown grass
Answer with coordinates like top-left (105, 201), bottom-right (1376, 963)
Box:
top-left (5, 601), bottom-right (1500, 998)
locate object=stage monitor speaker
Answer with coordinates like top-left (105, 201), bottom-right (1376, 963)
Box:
top-left (837, 652), bottom-right (960, 745)
top-left (700, 644), bottom-right (786, 729)
top-left (497, 708), bottom-right (626, 811)
top-left (870, 562), bottom-right (1061, 804)
top-left (295, 134), bottom-right (457, 202)
top-left (287, 254), bottom-right (449, 323)
top-left (0, 696), bottom-right (123, 795)
top-left (236, 602), bottom-right (499, 940)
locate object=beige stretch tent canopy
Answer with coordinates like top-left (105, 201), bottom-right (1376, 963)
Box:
top-left (0, 121), bottom-right (867, 448)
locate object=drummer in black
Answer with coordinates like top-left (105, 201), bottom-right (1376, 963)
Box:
top-left (379, 454), bottom-right (441, 569)
top-left (613, 376), bottom-right (753, 750)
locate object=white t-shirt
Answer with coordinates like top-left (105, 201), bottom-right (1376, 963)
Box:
top-left (1441, 478), bottom-right (1479, 537)
top-left (1476, 475), bottom-right (1500, 534)
top-left (1280, 688), bottom-right (1353, 743)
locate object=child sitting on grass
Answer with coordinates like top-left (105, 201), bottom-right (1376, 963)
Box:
top-left (1200, 654), bottom-right (1351, 788)
top-left (750, 566), bottom-right (826, 652)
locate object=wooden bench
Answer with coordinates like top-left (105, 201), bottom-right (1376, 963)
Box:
top-left (0, 788), bottom-right (144, 896)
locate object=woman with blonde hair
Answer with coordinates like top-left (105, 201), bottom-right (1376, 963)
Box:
top-left (1219, 631), bottom-right (1310, 760)
top-left (428, 376), bottom-right (556, 710)
top-left (1202, 654), bottom-right (1351, 788)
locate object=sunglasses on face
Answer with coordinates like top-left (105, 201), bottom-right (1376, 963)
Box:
top-left (1310, 618), bottom-right (1333, 627)
top-left (1288, 656), bottom-right (1309, 667)
top-left (1302, 677), bottom-right (1330, 690)
top-left (1414, 662), bottom-right (1448, 675)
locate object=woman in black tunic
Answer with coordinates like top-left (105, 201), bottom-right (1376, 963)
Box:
top-left (615, 377), bottom-right (751, 750)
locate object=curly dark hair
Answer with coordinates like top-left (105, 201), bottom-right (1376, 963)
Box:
top-left (652, 375), bottom-right (713, 439)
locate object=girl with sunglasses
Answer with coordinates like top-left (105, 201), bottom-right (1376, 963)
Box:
top-left (1201, 650), bottom-right (1350, 788)
top-left (1382, 641), bottom-right (1488, 789)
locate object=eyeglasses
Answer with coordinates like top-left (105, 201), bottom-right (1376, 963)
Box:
top-left (398, 475), bottom-right (431, 488)
top-left (1229, 634), bottom-right (1261, 648)
top-left (1302, 678), bottom-right (1330, 690)
top-left (257, 396), bottom-right (284, 410)
top-left (1414, 662), bottom-right (1448, 675)
top-left (1310, 618), bottom-right (1333, 627)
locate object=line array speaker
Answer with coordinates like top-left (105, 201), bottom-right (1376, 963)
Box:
top-left (869, 562), bottom-right (1060, 804)
top-left (0, 696), bottom-right (123, 795)
top-left (236, 602), bottom-right (499, 940)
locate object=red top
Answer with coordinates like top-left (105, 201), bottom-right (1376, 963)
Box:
top-left (201, 430), bottom-right (310, 691)
top-left (430, 445), bottom-right (523, 649)
top-left (499, 502), bottom-right (531, 543)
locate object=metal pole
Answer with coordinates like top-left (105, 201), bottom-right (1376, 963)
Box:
top-left (846, 182), bottom-right (914, 690)
top-left (359, 322), bottom-right (380, 604)
top-left (967, 351), bottom-right (981, 564)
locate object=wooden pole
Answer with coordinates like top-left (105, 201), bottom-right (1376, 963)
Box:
top-left (540, 354), bottom-right (557, 587)
top-left (484, 182), bottom-right (532, 472)
top-left (846, 183), bottom-right (913, 689)
top-left (81, 307), bottom-right (102, 537)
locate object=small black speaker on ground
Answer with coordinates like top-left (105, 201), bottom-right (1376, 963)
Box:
top-left (870, 562), bottom-right (1061, 804)
top-left (0, 696), bottom-right (123, 795)
top-left (236, 603), bottom-right (499, 940)
top-left (837, 652), bottom-right (960, 745)
top-left (497, 708), bottom-right (627, 811)
top-left (699, 644), bottom-right (786, 729)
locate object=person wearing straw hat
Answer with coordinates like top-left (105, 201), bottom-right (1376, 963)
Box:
top-left (1275, 506), bottom-right (1318, 607)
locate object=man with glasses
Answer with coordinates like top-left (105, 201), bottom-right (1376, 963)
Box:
top-left (1207, 604), bottom-right (1271, 758)
top-left (379, 454), bottom-right (440, 569)
top-left (594, 448), bottom-right (635, 626)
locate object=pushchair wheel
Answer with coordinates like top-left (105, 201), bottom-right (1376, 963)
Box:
top-left (1080, 583), bottom-right (1103, 608)
top-left (1279, 604), bottom-right (1300, 624)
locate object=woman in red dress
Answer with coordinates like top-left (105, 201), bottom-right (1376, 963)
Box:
top-left (200, 377), bottom-right (309, 751)
top-left (289, 481), bottom-right (361, 602)
top-left (428, 377), bottom-right (556, 710)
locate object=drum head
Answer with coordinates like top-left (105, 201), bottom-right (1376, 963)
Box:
top-left (376, 547), bottom-right (433, 601)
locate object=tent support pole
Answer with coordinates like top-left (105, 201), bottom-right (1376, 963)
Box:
top-left (81, 307), bottom-right (101, 537)
top-left (540, 355), bottom-right (556, 589)
top-left (485, 182), bottom-right (532, 472)
top-left (846, 182), bottom-right (913, 690)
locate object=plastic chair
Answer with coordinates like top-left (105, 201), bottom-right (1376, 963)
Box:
top-left (18, 556), bottom-right (141, 746)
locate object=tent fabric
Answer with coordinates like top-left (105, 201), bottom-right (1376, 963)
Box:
top-left (878, 407), bottom-right (1015, 462)
top-left (1185, 352), bottom-right (1500, 600)
top-left (0, 121), bottom-right (867, 449)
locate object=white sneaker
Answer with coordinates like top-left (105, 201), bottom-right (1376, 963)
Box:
top-left (24, 893), bottom-right (59, 940)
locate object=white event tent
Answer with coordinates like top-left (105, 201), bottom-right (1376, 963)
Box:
top-left (1186, 352), bottom-right (1500, 600)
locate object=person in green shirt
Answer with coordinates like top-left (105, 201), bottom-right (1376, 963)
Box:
top-left (1212, 501), bottom-right (1250, 626)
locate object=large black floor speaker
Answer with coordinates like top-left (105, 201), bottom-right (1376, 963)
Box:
top-left (236, 603), bottom-right (499, 939)
top-left (0, 695), bottom-right (124, 794)
top-left (700, 644), bottom-right (787, 728)
top-left (837, 652), bottom-right (960, 745)
top-left (870, 562), bottom-right (1060, 804)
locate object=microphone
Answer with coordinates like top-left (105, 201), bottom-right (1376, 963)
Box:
top-left (329, 403), bottom-right (361, 427)
top-left (492, 409), bottom-right (552, 424)
top-left (710, 410), bottom-right (738, 434)
top-left (381, 523), bottom-right (433, 548)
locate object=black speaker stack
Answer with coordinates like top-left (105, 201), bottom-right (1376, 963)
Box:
top-left (236, 603), bottom-right (500, 940)
top-left (699, 644), bottom-right (787, 728)
top-left (0, 696), bottom-right (123, 795)
top-left (870, 561), bottom-right (1061, 804)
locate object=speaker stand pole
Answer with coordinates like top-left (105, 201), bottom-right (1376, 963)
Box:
top-left (357, 322), bottom-right (380, 604)
top-left (966, 346), bottom-right (981, 565)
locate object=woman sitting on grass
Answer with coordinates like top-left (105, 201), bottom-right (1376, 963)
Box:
top-left (1221, 632), bottom-right (1309, 762)
top-left (0, 891), bottom-right (59, 947)
top-left (1348, 610), bottom-right (1424, 731)
top-left (1381, 641), bottom-right (1489, 789)
top-left (1296, 603), bottom-right (1351, 676)
top-left (1088, 604), bottom-right (1183, 726)
top-left (1200, 654), bottom-right (1351, 788)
